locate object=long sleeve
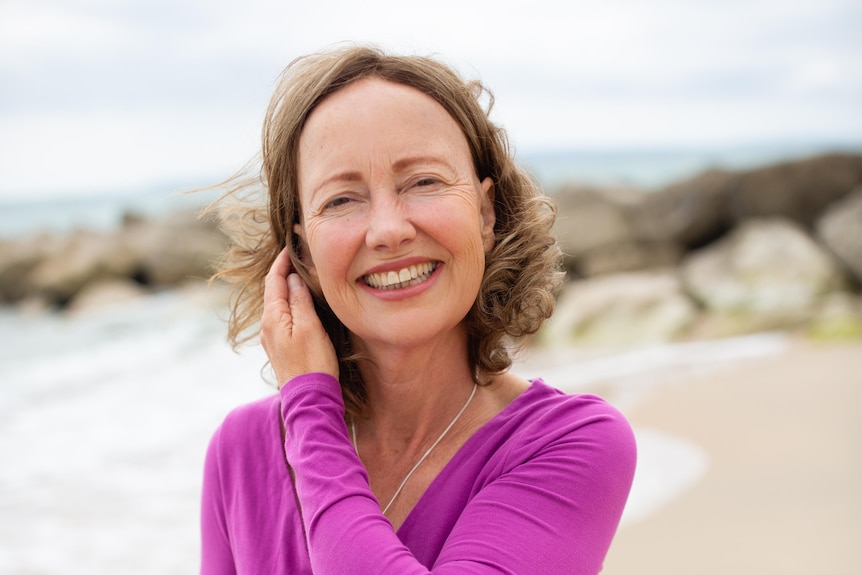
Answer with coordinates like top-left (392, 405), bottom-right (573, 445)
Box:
top-left (280, 373), bottom-right (637, 574)
top-left (200, 395), bottom-right (315, 574)
top-left (200, 425), bottom-right (238, 575)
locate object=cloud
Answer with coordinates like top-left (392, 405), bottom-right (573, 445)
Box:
top-left (1, 0), bottom-right (860, 196)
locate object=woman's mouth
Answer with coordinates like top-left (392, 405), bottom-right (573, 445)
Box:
top-left (363, 262), bottom-right (438, 290)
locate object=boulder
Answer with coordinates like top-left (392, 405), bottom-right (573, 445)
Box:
top-left (816, 186), bottom-right (862, 286)
top-left (577, 240), bottom-right (683, 277)
top-left (0, 233), bottom-right (64, 303)
top-left (113, 210), bottom-right (228, 286)
top-left (633, 168), bottom-right (736, 249)
top-left (727, 153), bottom-right (862, 227)
top-left (681, 218), bottom-right (846, 315)
top-left (67, 278), bottom-right (149, 314)
top-left (551, 185), bottom-right (654, 276)
top-left (540, 270), bottom-right (698, 347)
top-left (26, 229), bottom-right (134, 306)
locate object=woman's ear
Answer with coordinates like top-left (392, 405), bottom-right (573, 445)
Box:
top-left (479, 178), bottom-right (496, 253)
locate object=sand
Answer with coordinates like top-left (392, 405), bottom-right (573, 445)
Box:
top-left (599, 339), bottom-right (862, 574)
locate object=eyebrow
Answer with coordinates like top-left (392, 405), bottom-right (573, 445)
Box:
top-left (391, 155), bottom-right (450, 172)
top-left (314, 170), bottom-right (363, 193)
top-left (313, 155), bottom-right (450, 191)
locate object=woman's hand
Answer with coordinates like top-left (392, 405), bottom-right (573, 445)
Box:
top-left (261, 248), bottom-right (339, 388)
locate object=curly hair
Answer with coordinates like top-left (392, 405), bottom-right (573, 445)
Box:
top-left (210, 45), bottom-right (564, 418)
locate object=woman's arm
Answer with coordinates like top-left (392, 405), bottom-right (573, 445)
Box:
top-left (281, 373), bottom-right (636, 574)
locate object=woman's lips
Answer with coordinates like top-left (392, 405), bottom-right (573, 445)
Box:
top-left (363, 261), bottom-right (438, 290)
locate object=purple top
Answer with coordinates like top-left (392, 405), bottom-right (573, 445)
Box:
top-left (201, 375), bottom-right (636, 574)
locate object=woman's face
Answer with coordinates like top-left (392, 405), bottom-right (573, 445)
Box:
top-left (295, 77), bottom-right (495, 352)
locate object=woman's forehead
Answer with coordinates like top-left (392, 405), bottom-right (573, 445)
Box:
top-left (296, 78), bottom-right (473, 187)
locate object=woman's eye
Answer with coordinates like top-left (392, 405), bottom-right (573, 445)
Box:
top-left (415, 178), bottom-right (438, 187)
top-left (325, 196), bottom-right (351, 209)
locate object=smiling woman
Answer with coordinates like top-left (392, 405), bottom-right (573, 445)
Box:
top-left (202, 45), bottom-right (636, 575)
top-left (295, 78), bottom-right (495, 353)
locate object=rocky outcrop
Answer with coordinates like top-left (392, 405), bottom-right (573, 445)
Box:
top-left (2, 152), bottom-right (860, 345)
top-left (553, 153), bottom-right (862, 278)
top-left (0, 210), bottom-right (227, 309)
top-left (544, 152), bottom-right (862, 346)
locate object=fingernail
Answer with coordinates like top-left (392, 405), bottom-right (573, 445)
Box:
top-left (288, 273), bottom-right (302, 290)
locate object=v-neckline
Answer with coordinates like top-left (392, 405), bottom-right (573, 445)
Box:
top-left (394, 379), bottom-right (543, 536)
top-left (274, 379), bottom-right (547, 535)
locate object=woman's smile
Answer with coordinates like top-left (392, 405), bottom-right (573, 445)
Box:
top-left (362, 261), bottom-right (439, 290)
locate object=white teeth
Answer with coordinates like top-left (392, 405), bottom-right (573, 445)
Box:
top-left (364, 262), bottom-right (437, 290)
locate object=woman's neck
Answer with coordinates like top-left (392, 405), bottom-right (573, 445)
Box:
top-left (353, 330), bottom-right (478, 453)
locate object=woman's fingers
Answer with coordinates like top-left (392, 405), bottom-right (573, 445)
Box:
top-left (263, 247), bottom-right (292, 310)
top-left (287, 272), bottom-right (312, 325)
top-left (261, 249), bottom-right (339, 386)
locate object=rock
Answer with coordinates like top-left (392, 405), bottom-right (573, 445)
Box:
top-left (727, 153), bottom-right (862, 227)
top-left (0, 233), bottom-right (61, 302)
top-left (26, 229), bottom-right (133, 306)
top-left (633, 168), bottom-right (736, 249)
top-left (540, 270), bottom-right (698, 347)
top-left (577, 240), bottom-right (683, 277)
top-left (114, 210), bottom-right (227, 286)
top-left (551, 185), bottom-right (660, 276)
top-left (681, 218), bottom-right (846, 315)
top-left (816, 186), bottom-right (862, 286)
top-left (67, 279), bottom-right (148, 314)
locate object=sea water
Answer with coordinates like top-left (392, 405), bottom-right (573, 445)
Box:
top-left (0, 287), bottom-right (788, 573)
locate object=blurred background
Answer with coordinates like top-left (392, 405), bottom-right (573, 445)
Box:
top-left (1, 0), bottom-right (860, 573)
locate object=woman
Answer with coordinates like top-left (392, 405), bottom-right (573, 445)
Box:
top-left (201, 45), bottom-right (636, 574)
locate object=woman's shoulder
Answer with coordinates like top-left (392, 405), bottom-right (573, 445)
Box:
top-left (209, 392), bottom-right (282, 457)
top-left (491, 378), bottom-right (636, 463)
top-left (510, 379), bottom-right (629, 423)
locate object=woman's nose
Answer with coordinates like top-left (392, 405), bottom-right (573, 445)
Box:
top-left (365, 192), bottom-right (416, 250)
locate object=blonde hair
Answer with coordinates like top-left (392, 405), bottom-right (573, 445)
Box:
top-left (211, 45), bottom-right (563, 417)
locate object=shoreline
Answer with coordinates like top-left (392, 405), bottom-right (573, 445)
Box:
top-left (600, 338), bottom-right (862, 574)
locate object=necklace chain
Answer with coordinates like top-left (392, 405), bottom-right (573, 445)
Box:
top-left (351, 382), bottom-right (479, 515)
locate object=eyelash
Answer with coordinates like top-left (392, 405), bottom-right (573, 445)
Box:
top-left (325, 196), bottom-right (351, 209)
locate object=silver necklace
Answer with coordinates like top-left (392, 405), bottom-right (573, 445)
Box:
top-left (351, 382), bottom-right (478, 515)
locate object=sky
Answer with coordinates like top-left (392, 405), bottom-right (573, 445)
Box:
top-left (1, 0), bottom-right (861, 198)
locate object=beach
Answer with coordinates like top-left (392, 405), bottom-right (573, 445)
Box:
top-left (599, 338), bottom-right (862, 574)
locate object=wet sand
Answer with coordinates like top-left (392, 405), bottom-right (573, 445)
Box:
top-left (601, 340), bottom-right (862, 574)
